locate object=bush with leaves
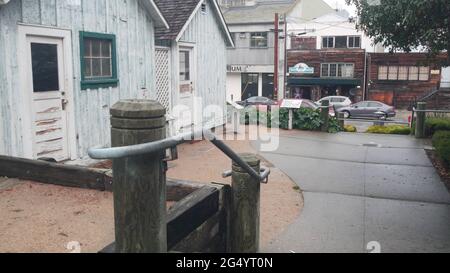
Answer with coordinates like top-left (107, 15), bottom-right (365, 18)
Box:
top-left (366, 125), bottom-right (412, 135)
top-left (432, 131), bottom-right (450, 166)
top-left (425, 118), bottom-right (450, 137)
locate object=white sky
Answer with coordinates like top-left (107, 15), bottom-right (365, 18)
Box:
top-left (323, 0), bottom-right (357, 16)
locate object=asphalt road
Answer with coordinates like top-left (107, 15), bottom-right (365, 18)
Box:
top-left (253, 131), bottom-right (450, 253)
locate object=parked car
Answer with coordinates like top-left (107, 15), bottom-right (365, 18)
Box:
top-left (337, 101), bottom-right (396, 119)
top-left (237, 96), bottom-right (277, 107)
top-left (316, 96), bottom-right (352, 109)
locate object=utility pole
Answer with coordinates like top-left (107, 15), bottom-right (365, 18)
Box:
top-left (274, 13), bottom-right (279, 101)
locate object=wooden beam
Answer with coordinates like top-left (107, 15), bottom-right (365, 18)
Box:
top-left (100, 186), bottom-right (220, 253)
top-left (0, 155), bottom-right (110, 191)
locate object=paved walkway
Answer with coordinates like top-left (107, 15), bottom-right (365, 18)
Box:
top-left (253, 131), bottom-right (450, 253)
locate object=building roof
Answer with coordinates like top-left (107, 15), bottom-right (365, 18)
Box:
top-left (222, 0), bottom-right (299, 24)
top-left (154, 0), bottom-right (234, 46)
top-left (154, 0), bottom-right (201, 40)
top-left (0, 0), bottom-right (169, 28)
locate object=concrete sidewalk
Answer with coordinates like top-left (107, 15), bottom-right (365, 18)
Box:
top-left (254, 131), bottom-right (450, 253)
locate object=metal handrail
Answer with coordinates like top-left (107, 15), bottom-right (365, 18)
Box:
top-left (88, 129), bottom-right (270, 184)
top-left (413, 108), bottom-right (450, 114)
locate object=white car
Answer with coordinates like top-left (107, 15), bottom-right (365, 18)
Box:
top-left (316, 96), bottom-right (352, 109)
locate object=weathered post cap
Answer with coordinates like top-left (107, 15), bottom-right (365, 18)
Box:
top-left (111, 100), bottom-right (166, 118)
top-left (232, 153), bottom-right (260, 173)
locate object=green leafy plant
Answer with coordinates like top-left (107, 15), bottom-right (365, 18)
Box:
top-left (366, 125), bottom-right (412, 135)
top-left (432, 131), bottom-right (450, 165)
top-left (425, 118), bottom-right (450, 136)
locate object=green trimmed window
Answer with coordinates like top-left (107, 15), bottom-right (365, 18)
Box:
top-left (80, 31), bottom-right (118, 90)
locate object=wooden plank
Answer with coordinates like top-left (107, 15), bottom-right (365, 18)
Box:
top-left (0, 155), bottom-right (110, 191)
top-left (172, 212), bottom-right (226, 253)
top-left (100, 185), bottom-right (220, 253)
top-left (166, 178), bottom-right (204, 202)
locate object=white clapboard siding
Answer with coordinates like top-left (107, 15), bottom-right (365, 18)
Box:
top-left (177, 0), bottom-right (228, 128)
top-left (0, 0), bottom-right (157, 159)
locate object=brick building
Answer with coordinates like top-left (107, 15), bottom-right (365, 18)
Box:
top-left (287, 49), bottom-right (366, 102)
top-left (367, 53), bottom-right (448, 109)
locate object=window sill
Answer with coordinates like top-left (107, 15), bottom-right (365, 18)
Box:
top-left (81, 79), bottom-right (119, 90)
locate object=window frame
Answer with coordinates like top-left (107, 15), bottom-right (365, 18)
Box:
top-left (321, 63), bottom-right (355, 78)
top-left (80, 31), bottom-right (118, 90)
top-left (348, 36), bottom-right (361, 48)
top-left (250, 32), bottom-right (268, 48)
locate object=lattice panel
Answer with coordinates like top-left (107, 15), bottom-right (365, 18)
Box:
top-left (155, 48), bottom-right (171, 113)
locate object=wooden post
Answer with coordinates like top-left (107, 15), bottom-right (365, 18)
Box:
top-left (321, 100), bottom-right (330, 132)
top-left (110, 100), bottom-right (167, 253)
top-left (230, 153), bottom-right (261, 253)
top-left (288, 109), bottom-right (294, 130)
top-left (415, 102), bottom-right (427, 138)
top-left (338, 112), bottom-right (345, 129)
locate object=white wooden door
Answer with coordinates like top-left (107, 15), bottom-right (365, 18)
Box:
top-left (178, 46), bottom-right (195, 128)
top-left (26, 36), bottom-right (70, 162)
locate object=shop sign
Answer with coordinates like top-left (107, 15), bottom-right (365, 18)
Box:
top-left (289, 63), bottom-right (314, 74)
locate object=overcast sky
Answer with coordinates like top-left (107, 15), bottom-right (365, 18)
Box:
top-left (323, 0), bottom-right (357, 16)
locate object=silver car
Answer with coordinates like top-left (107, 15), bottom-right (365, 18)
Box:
top-left (316, 96), bottom-right (352, 109)
top-left (337, 101), bottom-right (396, 119)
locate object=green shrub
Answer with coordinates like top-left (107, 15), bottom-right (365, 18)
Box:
top-left (366, 125), bottom-right (412, 135)
top-left (344, 125), bottom-right (357, 133)
top-left (425, 118), bottom-right (450, 136)
top-left (432, 131), bottom-right (450, 165)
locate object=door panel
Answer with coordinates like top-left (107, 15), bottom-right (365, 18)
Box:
top-left (27, 36), bottom-right (69, 161)
top-left (178, 46), bottom-right (195, 129)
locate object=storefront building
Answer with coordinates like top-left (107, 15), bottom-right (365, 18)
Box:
top-left (287, 49), bottom-right (366, 103)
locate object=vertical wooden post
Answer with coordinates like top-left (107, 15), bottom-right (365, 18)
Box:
top-left (321, 100), bottom-right (330, 132)
top-left (415, 102), bottom-right (427, 138)
top-left (288, 109), bottom-right (294, 130)
top-left (110, 100), bottom-right (167, 253)
top-left (230, 153), bottom-right (261, 253)
top-left (338, 112), bottom-right (345, 129)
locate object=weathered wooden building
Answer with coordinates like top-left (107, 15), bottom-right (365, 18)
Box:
top-left (153, 0), bottom-right (234, 132)
top-left (367, 53), bottom-right (448, 109)
top-left (0, 0), bottom-right (168, 161)
top-left (287, 49), bottom-right (366, 102)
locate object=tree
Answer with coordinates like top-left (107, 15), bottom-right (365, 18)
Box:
top-left (347, 0), bottom-right (450, 65)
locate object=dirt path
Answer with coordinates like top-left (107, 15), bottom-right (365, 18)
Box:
top-left (0, 138), bottom-right (303, 253)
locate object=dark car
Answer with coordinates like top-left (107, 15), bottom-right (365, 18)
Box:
top-left (337, 101), bottom-right (396, 119)
top-left (237, 96), bottom-right (277, 107)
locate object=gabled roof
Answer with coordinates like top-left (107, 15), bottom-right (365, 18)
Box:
top-left (154, 0), bottom-right (234, 47)
top-left (0, 0), bottom-right (169, 29)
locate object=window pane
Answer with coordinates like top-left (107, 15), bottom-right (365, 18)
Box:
top-left (84, 40), bottom-right (91, 57)
top-left (91, 40), bottom-right (101, 57)
top-left (355, 37), bottom-right (361, 48)
top-left (388, 66), bottom-right (398, 80)
top-left (321, 64), bottom-right (329, 76)
top-left (330, 64), bottom-right (337, 77)
top-left (409, 66), bottom-right (419, 80)
top-left (92, 58), bottom-right (101, 77)
top-left (378, 66), bottom-right (388, 80)
top-left (101, 41), bottom-right (111, 58)
top-left (398, 66), bottom-right (408, 80)
top-left (31, 43), bottom-right (60, 92)
top-left (419, 66), bottom-right (429, 81)
top-left (84, 58), bottom-right (92, 77)
top-left (102, 59), bottom-right (112, 77)
top-left (335, 36), bottom-right (347, 48)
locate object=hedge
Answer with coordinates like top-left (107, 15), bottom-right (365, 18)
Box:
top-left (432, 130), bottom-right (450, 165)
top-left (425, 118), bottom-right (450, 136)
top-left (366, 125), bottom-right (412, 135)
top-left (344, 125), bottom-right (357, 133)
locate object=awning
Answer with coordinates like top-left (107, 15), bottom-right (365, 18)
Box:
top-left (288, 77), bottom-right (362, 86)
